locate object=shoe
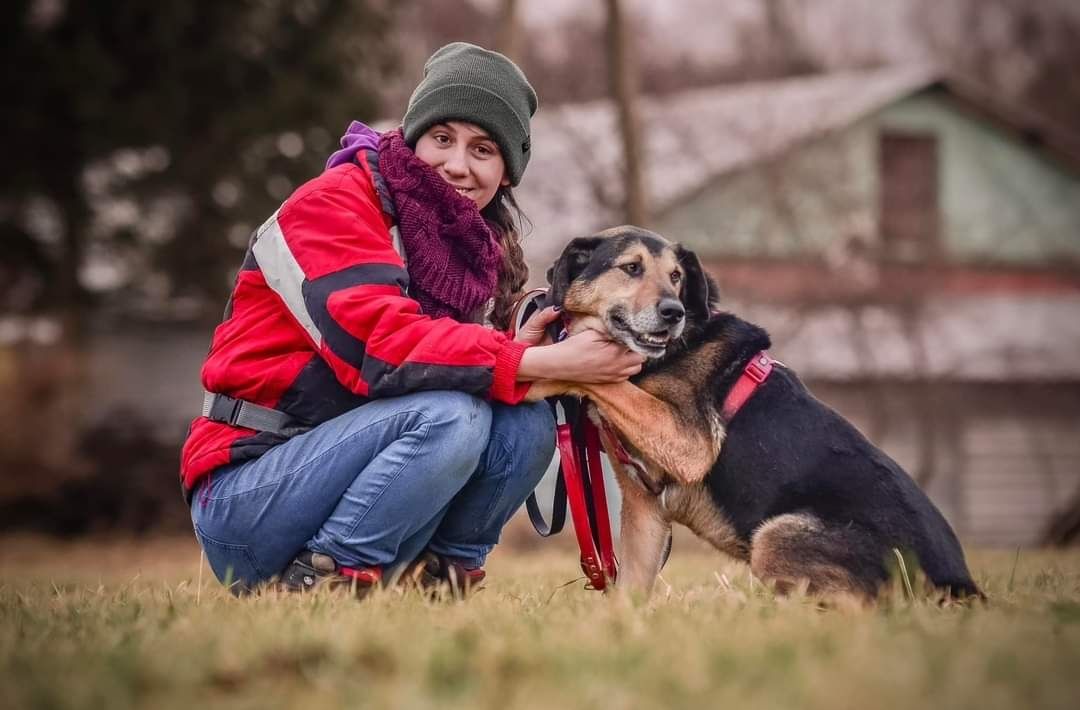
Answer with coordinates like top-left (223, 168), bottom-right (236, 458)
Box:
top-left (400, 551), bottom-right (486, 598)
top-left (277, 550), bottom-right (382, 596)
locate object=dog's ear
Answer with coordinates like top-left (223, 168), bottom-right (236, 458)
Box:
top-left (675, 244), bottom-right (716, 324)
top-left (547, 236), bottom-right (603, 306)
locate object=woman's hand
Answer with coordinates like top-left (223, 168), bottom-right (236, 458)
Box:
top-left (514, 306), bottom-right (561, 346)
top-left (518, 328), bottom-right (646, 383)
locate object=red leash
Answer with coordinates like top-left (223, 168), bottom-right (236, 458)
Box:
top-left (555, 410), bottom-right (618, 590)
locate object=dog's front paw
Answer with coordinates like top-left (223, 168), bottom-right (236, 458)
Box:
top-left (523, 380), bottom-right (583, 401)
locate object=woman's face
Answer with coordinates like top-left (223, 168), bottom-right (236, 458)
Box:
top-left (414, 121), bottom-right (509, 210)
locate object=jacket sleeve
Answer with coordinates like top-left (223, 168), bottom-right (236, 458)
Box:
top-left (251, 170), bottom-right (531, 404)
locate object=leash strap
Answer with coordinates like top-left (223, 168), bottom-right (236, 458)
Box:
top-left (525, 397), bottom-right (568, 537)
top-left (556, 410), bottom-right (618, 590)
top-left (508, 287), bottom-right (550, 335)
top-left (557, 419), bottom-right (603, 587)
top-left (582, 417), bottom-right (619, 585)
top-left (527, 390), bottom-right (620, 589)
top-left (513, 288), bottom-right (572, 538)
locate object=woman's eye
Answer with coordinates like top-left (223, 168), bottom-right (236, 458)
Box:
top-left (671, 271), bottom-right (682, 284)
top-left (621, 263), bottom-right (641, 276)
top-left (434, 133), bottom-right (451, 144)
top-left (474, 144), bottom-right (494, 157)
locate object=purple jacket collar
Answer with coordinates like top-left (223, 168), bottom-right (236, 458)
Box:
top-left (325, 120), bottom-right (381, 170)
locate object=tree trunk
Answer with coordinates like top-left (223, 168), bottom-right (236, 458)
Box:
top-left (604, 0), bottom-right (648, 227)
top-left (762, 0), bottom-right (815, 75)
top-left (55, 181), bottom-right (89, 345)
top-left (496, 0), bottom-right (523, 64)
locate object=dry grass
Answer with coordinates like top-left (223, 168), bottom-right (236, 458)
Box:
top-left (1, 534), bottom-right (1079, 710)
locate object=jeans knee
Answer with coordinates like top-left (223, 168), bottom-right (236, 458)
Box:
top-left (417, 391), bottom-right (492, 468)
top-left (523, 402), bottom-right (556, 466)
top-left (419, 390), bottom-right (491, 430)
top-left (496, 401), bottom-right (556, 487)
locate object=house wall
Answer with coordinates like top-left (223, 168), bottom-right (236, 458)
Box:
top-left (656, 89), bottom-right (1080, 266)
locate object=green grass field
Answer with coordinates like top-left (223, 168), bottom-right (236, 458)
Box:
top-left (1, 535), bottom-right (1079, 710)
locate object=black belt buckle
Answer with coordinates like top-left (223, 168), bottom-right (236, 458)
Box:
top-left (208, 394), bottom-right (242, 426)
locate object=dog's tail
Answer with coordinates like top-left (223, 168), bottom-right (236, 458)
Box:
top-left (937, 575), bottom-right (985, 602)
top-left (914, 525), bottom-right (985, 602)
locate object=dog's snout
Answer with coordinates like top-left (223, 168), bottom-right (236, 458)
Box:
top-left (658, 298), bottom-right (685, 324)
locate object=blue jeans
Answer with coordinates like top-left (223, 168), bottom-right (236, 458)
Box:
top-left (190, 391), bottom-right (555, 591)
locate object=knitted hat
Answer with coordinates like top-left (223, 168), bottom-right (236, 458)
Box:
top-left (402, 42), bottom-right (538, 186)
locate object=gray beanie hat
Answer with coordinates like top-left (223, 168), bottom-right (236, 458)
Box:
top-left (402, 42), bottom-right (538, 186)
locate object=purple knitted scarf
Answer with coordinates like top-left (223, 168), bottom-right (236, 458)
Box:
top-left (376, 128), bottom-right (502, 323)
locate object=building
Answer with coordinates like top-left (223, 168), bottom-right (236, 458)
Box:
top-left (518, 66), bottom-right (1080, 546)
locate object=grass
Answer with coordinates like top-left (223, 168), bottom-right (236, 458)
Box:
top-left (1, 534), bottom-right (1079, 710)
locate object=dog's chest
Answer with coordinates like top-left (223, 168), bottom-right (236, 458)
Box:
top-left (636, 371), bottom-right (728, 459)
top-left (706, 407), bottom-right (727, 456)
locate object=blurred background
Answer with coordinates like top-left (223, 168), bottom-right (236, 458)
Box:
top-left (1, 0), bottom-right (1078, 549)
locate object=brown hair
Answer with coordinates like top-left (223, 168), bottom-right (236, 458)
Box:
top-left (482, 186), bottom-right (530, 331)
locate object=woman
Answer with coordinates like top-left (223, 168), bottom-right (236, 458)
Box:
top-left (181, 42), bottom-right (644, 594)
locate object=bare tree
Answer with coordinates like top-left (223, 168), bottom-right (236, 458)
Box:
top-left (604, 0), bottom-right (649, 226)
top-left (913, 0), bottom-right (1080, 129)
top-left (762, 0), bottom-right (819, 76)
top-left (496, 0), bottom-right (523, 64)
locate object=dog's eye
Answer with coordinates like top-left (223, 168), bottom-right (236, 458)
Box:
top-left (621, 263), bottom-right (641, 276)
top-left (671, 271), bottom-right (682, 285)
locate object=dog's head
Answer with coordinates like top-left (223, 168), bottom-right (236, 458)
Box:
top-left (546, 225), bottom-right (717, 358)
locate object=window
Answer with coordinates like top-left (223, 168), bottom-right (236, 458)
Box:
top-left (879, 132), bottom-right (941, 262)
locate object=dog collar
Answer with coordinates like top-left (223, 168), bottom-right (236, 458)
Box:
top-left (720, 351), bottom-right (774, 422)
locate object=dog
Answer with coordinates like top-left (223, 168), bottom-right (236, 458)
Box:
top-left (527, 226), bottom-right (981, 601)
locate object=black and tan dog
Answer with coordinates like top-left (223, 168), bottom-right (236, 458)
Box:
top-left (527, 226), bottom-right (980, 600)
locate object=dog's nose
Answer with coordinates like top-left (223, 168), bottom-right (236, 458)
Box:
top-left (658, 298), bottom-right (685, 324)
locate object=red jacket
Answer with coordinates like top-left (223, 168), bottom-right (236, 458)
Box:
top-left (180, 154), bottom-right (530, 496)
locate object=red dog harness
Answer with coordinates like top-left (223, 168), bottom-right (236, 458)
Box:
top-left (720, 351), bottom-right (775, 422)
